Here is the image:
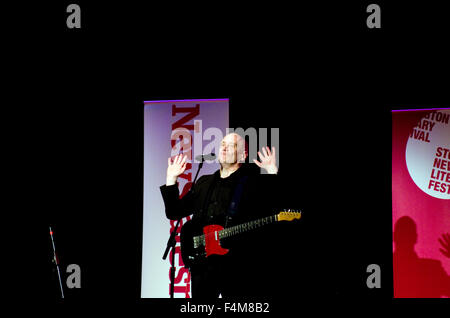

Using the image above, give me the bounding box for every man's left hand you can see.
[253,146,278,174]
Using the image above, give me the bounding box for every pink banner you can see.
[392,108,450,298]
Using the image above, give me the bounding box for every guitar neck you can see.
[218,214,278,239]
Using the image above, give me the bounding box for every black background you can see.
[10,0,449,311]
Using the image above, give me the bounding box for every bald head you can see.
[219,133,248,165]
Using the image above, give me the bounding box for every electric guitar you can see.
[180,210,301,269]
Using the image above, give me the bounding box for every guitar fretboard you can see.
[193,215,278,247]
[193,211,300,248]
[218,214,278,239]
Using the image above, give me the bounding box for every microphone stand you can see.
[49,226,65,299]
[162,155,205,298]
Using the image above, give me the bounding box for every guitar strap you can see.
[225,175,249,227]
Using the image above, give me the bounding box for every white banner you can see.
[141,99,229,298]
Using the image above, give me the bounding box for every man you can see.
[160,133,279,298]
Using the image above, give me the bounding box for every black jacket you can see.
[160,164,280,226]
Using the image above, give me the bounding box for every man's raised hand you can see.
[166,154,187,185]
[253,146,278,174]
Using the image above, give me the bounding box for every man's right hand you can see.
[166,154,188,185]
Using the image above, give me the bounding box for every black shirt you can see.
[205,168,243,223]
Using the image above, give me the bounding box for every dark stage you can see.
[11,1,449,312]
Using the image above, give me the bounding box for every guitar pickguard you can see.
[203,224,229,257]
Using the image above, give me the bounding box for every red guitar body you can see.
[203,224,229,257]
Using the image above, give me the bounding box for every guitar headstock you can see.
[277,209,302,222]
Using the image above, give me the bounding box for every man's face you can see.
[219,133,246,164]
